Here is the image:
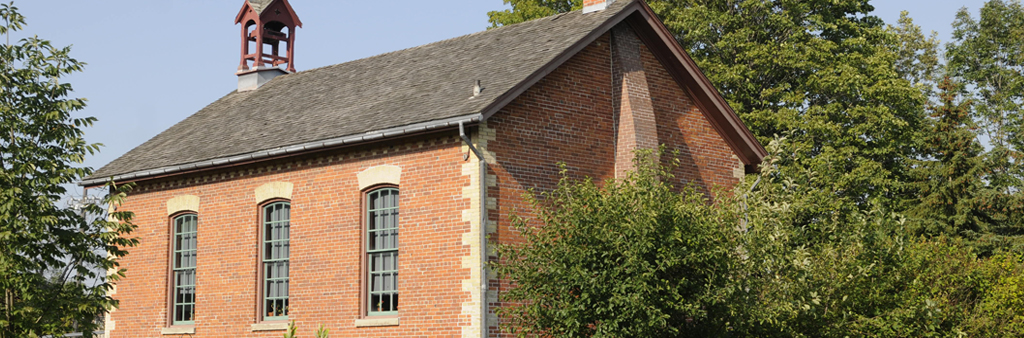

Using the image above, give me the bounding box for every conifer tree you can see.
[907,77,991,237]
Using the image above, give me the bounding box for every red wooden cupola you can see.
[235,0,302,74]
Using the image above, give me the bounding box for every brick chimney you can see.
[583,0,616,13]
[611,24,659,178]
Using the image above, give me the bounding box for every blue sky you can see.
[9,0,987,197]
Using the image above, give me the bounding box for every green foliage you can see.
[730,136,912,336]
[497,141,1024,337]
[0,3,137,337]
[729,137,1023,337]
[315,324,329,338]
[906,78,992,238]
[279,321,331,338]
[969,253,1024,335]
[487,0,580,28]
[887,11,941,96]
[493,150,740,337]
[947,0,1024,252]
[948,0,1024,191]
[283,320,297,338]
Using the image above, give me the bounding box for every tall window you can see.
[367,187,399,316]
[171,214,197,325]
[262,201,290,321]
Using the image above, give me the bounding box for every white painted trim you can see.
[254,182,294,203]
[357,165,402,190]
[354,317,399,327]
[161,326,195,335]
[166,195,200,216]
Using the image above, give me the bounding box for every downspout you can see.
[459,121,489,338]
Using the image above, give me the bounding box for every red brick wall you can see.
[485,26,743,336]
[107,135,474,337]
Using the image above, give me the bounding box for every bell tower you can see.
[234,0,302,91]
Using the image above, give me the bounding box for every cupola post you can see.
[234,0,302,91]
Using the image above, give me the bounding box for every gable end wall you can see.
[485,26,744,337]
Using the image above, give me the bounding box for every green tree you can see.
[707,137,1023,337]
[495,141,1024,337]
[493,152,740,337]
[487,0,580,28]
[489,0,929,214]
[947,0,1024,252]
[906,77,991,237]
[887,11,941,97]
[0,3,137,337]
[948,0,1024,194]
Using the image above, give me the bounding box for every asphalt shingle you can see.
[88,1,630,180]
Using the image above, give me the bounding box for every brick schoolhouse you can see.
[83,0,766,336]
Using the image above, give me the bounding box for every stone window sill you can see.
[251,322,289,331]
[161,326,195,335]
[354,317,399,327]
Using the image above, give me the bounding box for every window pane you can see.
[172,214,197,324]
[262,202,290,320]
[367,188,398,315]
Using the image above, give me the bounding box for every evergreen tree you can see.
[947,0,1024,252]
[907,77,991,237]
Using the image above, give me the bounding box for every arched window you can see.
[366,187,399,316]
[261,201,291,321]
[170,213,197,325]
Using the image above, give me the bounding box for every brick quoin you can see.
[104,16,748,338]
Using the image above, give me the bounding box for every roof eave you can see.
[234,2,253,24]
[80,113,483,188]
[278,0,303,28]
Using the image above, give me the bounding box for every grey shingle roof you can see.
[87,1,632,182]
[248,0,273,14]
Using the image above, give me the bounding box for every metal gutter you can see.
[459,121,489,338]
[79,113,483,187]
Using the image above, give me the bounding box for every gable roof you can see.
[83,0,765,187]
[247,0,273,14]
[236,0,303,28]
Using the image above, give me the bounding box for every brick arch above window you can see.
[166,195,200,216]
[255,182,294,204]
[357,165,401,191]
